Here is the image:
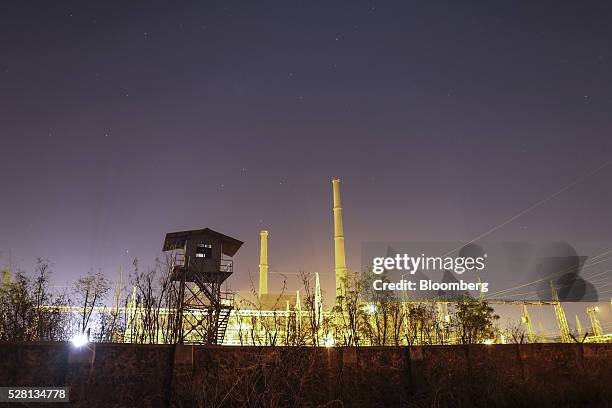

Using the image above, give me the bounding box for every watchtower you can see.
[162,228,243,344]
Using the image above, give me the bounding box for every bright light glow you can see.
[483,339,494,345]
[365,304,377,314]
[594,306,600,312]
[71,333,88,348]
[325,333,335,348]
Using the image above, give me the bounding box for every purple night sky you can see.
[1,1,611,313]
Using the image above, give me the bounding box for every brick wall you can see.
[0,343,610,407]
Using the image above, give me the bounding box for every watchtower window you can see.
[195,243,212,258]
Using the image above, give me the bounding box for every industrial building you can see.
[18,176,608,346]
[141,176,611,346]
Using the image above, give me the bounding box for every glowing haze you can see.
[1,2,612,304]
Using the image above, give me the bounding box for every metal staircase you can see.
[216,307,232,344]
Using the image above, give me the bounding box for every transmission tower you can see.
[586,306,603,337]
[521,304,536,343]
[551,281,571,343]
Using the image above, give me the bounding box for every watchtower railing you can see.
[220,291,234,307]
[220,259,233,274]
[172,249,185,269]
[171,250,233,274]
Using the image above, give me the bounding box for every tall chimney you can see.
[332,176,347,301]
[259,230,269,297]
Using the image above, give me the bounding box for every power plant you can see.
[123,176,610,345]
[27,176,611,346]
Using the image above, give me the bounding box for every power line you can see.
[443,159,612,257]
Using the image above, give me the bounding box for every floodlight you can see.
[71,333,88,348]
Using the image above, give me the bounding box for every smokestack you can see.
[259,230,269,297]
[332,176,347,301]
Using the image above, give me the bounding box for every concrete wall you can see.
[0,343,610,407]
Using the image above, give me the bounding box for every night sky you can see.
[1,1,612,305]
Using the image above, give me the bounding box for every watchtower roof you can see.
[162,228,243,256]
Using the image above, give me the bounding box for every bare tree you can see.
[74,270,110,335]
[505,322,526,344]
[404,302,437,345]
[0,261,70,342]
[299,271,328,346]
[388,302,405,346]
[333,269,369,346]
[0,272,36,341]
[32,259,70,341]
